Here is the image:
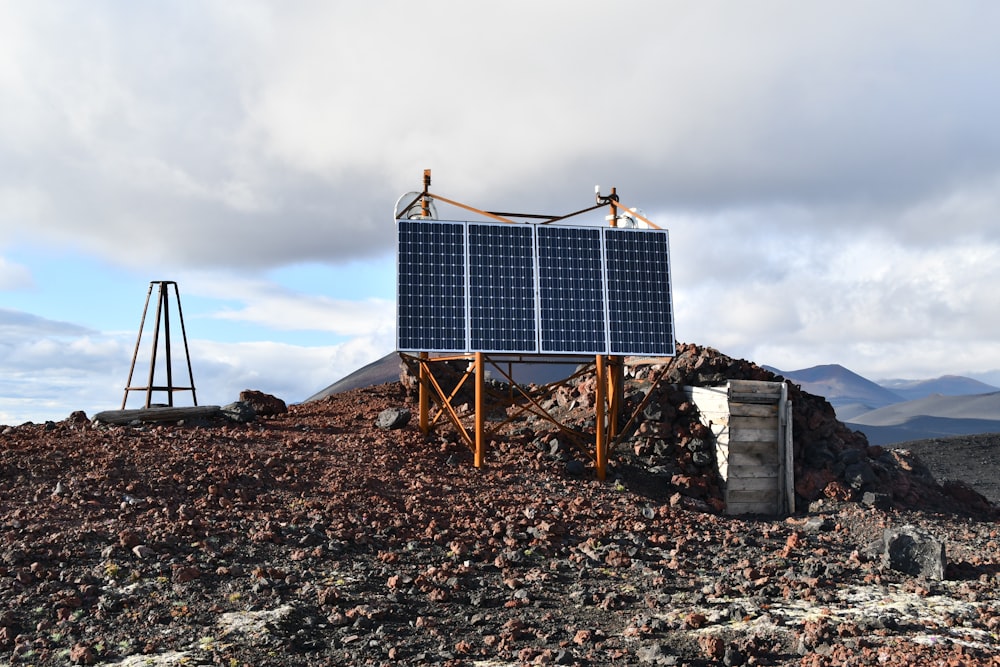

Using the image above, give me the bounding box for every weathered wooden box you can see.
[685,380,794,515]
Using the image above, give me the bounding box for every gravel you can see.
[1,371,998,666]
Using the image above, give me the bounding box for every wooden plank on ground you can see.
[94,406,222,425]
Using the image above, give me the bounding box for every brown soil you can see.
[2,348,999,667]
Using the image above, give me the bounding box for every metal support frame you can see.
[399,352,659,479]
[122,280,198,409]
[398,169,662,229]
[397,170,669,480]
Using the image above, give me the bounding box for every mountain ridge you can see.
[770,363,1000,444]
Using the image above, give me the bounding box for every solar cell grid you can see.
[396,220,675,356]
[605,228,674,356]
[397,221,467,351]
[469,223,537,353]
[537,226,606,354]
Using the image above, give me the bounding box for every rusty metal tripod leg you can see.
[607,355,623,439]
[595,354,608,480]
[418,352,430,434]
[474,351,485,467]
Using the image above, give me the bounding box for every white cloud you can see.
[0,317,134,424]
[208,286,393,337]
[190,334,394,407]
[2,0,1000,416]
[0,304,395,424]
[169,271,395,337]
[0,258,33,290]
[677,227,1000,379]
[4,2,999,270]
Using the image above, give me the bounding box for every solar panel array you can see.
[397,220,674,356]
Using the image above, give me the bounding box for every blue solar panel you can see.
[396,220,674,357]
[397,220,467,351]
[604,228,675,356]
[536,226,606,354]
[469,223,537,353]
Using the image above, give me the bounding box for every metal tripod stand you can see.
[121,280,198,409]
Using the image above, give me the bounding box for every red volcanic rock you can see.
[698,634,725,660]
[0,348,996,667]
[69,643,96,665]
[796,468,837,500]
[171,565,201,584]
[823,480,855,501]
[239,389,287,416]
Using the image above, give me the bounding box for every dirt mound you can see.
[890,433,1000,505]
[1,346,998,666]
[398,343,995,517]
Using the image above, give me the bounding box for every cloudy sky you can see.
[2,1,999,424]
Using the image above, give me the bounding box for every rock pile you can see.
[402,343,997,517]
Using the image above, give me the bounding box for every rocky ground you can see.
[1,345,999,666]
[890,434,1000,505]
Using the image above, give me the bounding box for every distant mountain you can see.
[305,352,402,402]
[834,402,886,422]
[848,416,1000,446]
[765,364,904,412]
[767,364,1000,444]
[878,375,1000,401]
[843,392,1000,446]
[847,392,1000,426]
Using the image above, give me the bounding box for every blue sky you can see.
[3,2,1000,423]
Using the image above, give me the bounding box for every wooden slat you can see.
[730,415,778,430]
[729,447,780,467]
[727,488,779,504]
[728,379,782,392]
[730,394,782,405]
[731,440,780,455]
[784,399,795,514]
[726,465,779,479]
[729,403,778,418]
[729,379,785,403]
[729,428,779,443]
[727,476,780,491]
